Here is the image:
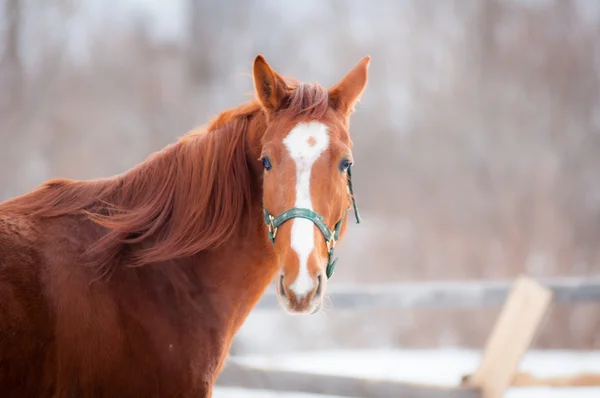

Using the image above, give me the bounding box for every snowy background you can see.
[2,0,600,395]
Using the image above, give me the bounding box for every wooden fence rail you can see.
[254,277,600,310]
[218,361,480,398]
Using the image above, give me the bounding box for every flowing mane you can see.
[5,82,330,276]
[6,102,262,275]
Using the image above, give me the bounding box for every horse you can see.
[0,54,370,397]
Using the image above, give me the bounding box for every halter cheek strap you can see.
[263,166,360,279]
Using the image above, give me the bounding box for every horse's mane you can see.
[6,82,330,276]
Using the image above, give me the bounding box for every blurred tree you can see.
[1,0,22,110]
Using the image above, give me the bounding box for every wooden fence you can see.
[216,276,600,398]
[217,361,480,398]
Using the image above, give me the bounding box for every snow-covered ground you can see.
[214,349,600,398]
[214,389,347,398]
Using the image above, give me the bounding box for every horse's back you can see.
[0,211,54,396]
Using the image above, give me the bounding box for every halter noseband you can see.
[263,166,361,279]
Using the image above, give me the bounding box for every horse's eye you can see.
[339,159,351,172]
[262,157,272,171]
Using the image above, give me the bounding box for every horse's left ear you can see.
[328,56,371,115]
[252,54,290,112]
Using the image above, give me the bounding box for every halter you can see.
[263,166,361,279]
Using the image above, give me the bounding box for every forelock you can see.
[279,82,329,120]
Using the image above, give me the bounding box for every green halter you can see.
[263,166,361,279]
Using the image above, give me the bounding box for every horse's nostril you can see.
[315,274,322,297]
[279,274,286,297]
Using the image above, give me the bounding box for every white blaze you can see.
[283,121,329,297]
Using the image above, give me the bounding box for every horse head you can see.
[253,55,370,314]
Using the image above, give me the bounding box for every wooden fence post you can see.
[463,275,553,398]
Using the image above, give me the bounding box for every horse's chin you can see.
[281,305,321,316]
[276,294,323,316]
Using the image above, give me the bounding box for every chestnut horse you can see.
[0,54,369,397]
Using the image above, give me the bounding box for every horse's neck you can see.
[190,114,277,337]
[166,115,276,332]
[146,196,276,366]
[106,173,275,363]
[195,211,276,322]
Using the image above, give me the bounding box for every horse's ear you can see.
[252,54,289,112]
[328,56,371,115]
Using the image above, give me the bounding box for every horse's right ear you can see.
[252,55,289,112]
[328,56,370,115]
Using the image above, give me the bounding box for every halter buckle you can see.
[327,234,337,251]
[267,215,278,239]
